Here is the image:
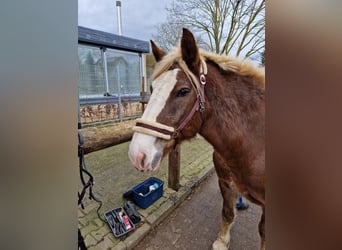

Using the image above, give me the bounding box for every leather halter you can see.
[133,59,207,140]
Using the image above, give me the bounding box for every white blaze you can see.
[142,69,179,121]
[128,69,179,171]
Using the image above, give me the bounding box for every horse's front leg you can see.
[212,152,237,250]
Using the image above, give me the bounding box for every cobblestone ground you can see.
[78,135,214,249]
[134,172,262,250]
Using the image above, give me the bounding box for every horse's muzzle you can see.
[128,135,163,172]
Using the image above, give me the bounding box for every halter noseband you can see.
[133,59,207,140]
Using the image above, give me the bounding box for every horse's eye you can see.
[176,88,190,97]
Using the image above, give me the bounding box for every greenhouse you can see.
[78,26,150,126]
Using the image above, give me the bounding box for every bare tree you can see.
[260,49,265,66]
[152,0,265,61]
[152,19,209,52]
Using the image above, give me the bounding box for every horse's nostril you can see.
[140,153,146,169]
[151,151,162,170]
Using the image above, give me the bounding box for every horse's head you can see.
[128,28,207,172]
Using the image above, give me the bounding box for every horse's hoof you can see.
[212,239,229,250]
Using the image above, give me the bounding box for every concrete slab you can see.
[124,223,151,250]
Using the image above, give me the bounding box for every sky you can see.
[78,0,170,41]
[78,0,264,63]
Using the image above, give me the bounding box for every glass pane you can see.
[78,45,144,124]
[106,49,141,97]
[78,45,105,98]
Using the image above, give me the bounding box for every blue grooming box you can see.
[132,177,164,209]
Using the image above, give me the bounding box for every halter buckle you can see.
[199,101,205,112]
[200,74,206,85]
[172,130,180,139]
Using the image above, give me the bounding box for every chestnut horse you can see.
[128,28,265,250]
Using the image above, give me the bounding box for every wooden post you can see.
[168,144,180,191]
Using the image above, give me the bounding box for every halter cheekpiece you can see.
[133,59,207,140]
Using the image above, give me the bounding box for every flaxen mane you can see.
[152,47,265,87]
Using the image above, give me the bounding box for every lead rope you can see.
[78,131,107,250]
[78,131,106,221]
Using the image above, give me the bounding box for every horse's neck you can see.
[199,62,265,164]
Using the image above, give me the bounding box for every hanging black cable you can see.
[78,130,108,249]
[78,228,87,250]
[78,131,106,222]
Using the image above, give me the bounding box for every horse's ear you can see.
[151,40,166,62]
[181,28,200,75]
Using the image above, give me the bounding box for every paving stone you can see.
[84,211,99,223]
[78,209,85,218]
[111,241,126,250]
[78,216,90,227]
[93,234,116,250]
[146,200,174,226]
[150,196,167,208]
[84,234,97,248]
[197,164,215,182]
[124,223,151,250]
[82,202,99,214]
[81,223,98,236]
[136,208,149,218]
[105,232,118,244]
[163,187,177,196]
[92,217,105,227]
[91,224,111,241]
[136,203,158,219]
